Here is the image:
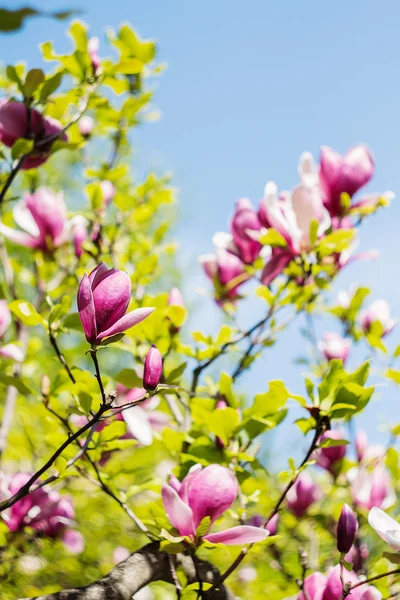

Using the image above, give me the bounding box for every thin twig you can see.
[49,330,76,383]
[90,349,106,404]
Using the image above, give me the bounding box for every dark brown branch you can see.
[25,543,236,600]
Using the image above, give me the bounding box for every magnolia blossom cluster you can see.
[297,565,381,600]
[1,473,83,553]
[200,145,390,302]
[0,100,67,169]
[0,185,114,258]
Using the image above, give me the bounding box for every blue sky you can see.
[1,0,399,459]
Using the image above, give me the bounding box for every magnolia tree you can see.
[0,19,399,600]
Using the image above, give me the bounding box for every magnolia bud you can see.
[143,345,162,391]
[79,115,94,138]
[337,504,358,553]
[168,287,184,307]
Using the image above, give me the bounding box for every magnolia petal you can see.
[13,200,40,237]
[204,526,269,545]
[0,344,24,361]
[161,483,195,538]
[63,529,85,554]
[368,507,400,545]
[0,223,38,248]
[96,307,155,342]
[77,274,97,343]
[123,405,153,446]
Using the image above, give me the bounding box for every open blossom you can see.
[315,431,347,474]
[0,100,67,169]
[3,473,83,553]
[0,187,67,252]
[286,473,321,517]
[318,332,351,363]
[162,464,268,545]
[349,464,395,511]
[360,300,396,337]
[77,262,155,345]
[199,247,250,301]
[259,153,330,255]
[319,144,375,217]
[0,300,23,361]
[368,506,400,551]
[230,198,262,264]
[298,565,381,600]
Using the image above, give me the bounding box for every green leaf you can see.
[259,228,287,247]
[256,285,274,305]
[387,369,400,384]
[383,552,400,565]
[69,20,88,52]
[114,58,143,74]
[6,65,24,92]
[9,300,45,326]
[219,372,239,408]
[331,383,374,418]
[24,68,45,97]
[207,407,240,445]
[166,361,187,384]
[76,391,92,415]
[39,72,63,103]
[115,369,143,388]
[11,138,34,160]
[320,437,349,448]
[309,218,319,246]
[317,229,355,256]
[249,380,303,417]
[63,312,82,331]
[196,516,211,537]
[0,373,32,395]
[166,305,187,328]
[100,421,127,442]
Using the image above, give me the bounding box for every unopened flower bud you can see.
[337,503,358,553]
[79,115,94,138]
[143,345,162,391]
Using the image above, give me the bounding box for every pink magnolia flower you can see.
[4,473,84,553]
[368,506,400,552]
[100,180,116,207]
[230,198,262,264]
[77,262,154,344]
[249,513,278,536]
[0,300,23,361]
[118,387,170,447]
[315,431,347,474]
[319,144,375,217]
[355,431,368,462]
[162,464,268,546]
[70,215,88,258]
[0,187,67,252]
[0,100,67,169]
[360,300,396,337]
[286,473,321,517]
[297,566,380,600]
[349,464,395,512]
[88,37,101,74]
[259,153,330,256]
[199,247,250,301]
[143,345,162,391]
[318,332,351,363]
[337,504,358,553]
[79,115,94,138]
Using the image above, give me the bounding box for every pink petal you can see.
[161,484,195,538]
[63,529,85,554]
[0,223,38,248]
[261,250,293,286]
[88,262,110,286]
[123,405,153,446]
[0,344,24,361]
[77,274,97,343]
[204,525,269,545]
[96,307,155,342]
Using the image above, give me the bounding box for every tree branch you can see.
[24,543,237,600]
